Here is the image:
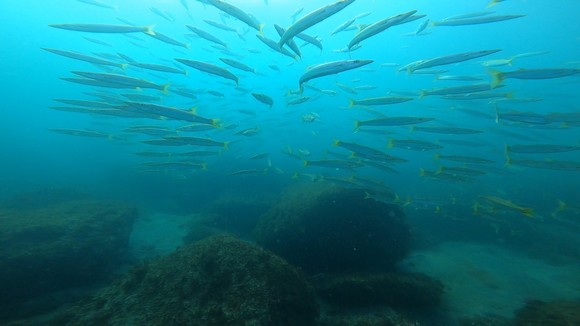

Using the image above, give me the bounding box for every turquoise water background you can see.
[0,0,579,322]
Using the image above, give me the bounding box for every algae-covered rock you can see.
[255,184,410,273]
[316,272,444,309]
[0,197,136,319]
[319,307,421,326]
[53,235,319,326]
[514,299,580,326]
[459,315,514,326]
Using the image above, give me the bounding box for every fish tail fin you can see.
[435,166,444,175]
[145,25,156,36]
[403,196,412,207]
[184,70,189,76]
[211,118,221,129]
[494,104,500,125]
[554,199,568,216]
[258,24,265,36]
[431,20,439,27]
[473,201,481,215]
[419,90,427,99]
[419,168,427,177]
[386,138,395,148]
[364,191,372,200]
[354,120,360,131]
[434,153,441,160]
[410,126,416,133]
[505,91,514,99]
[161,83,171,95]
[489,69,504,88]
[303,160,309,167]
[348,99,356,107]
[521,208,535,218]
[201,162,208,171]
[184,43,191,50]
[487,0,500,8]
[223,141,230,150]
[504,146,512,167]
[120,63,128,70]
[332,139,340,147]
[394,193,401,203]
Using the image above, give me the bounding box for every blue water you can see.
[1,0,579,323]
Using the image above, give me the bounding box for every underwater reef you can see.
[315,272,444,309]
[318,307,421,326]
[0,189,136,320]
[514,299,580,326]
[255,184,411,273]
[52,235,319,325]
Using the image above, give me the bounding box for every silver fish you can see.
[204,0,263,32]
[175,58,239,87]
[299,59,373,90]
[406,49,501,73]
[279,0,355,47]
[349,10,417,50]
[49,23,154,35]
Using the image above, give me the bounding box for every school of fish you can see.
[46,0,580,224]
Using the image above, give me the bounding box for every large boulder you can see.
[53,235,319,325]
[514,300,580,326]
[0,193,136,319]
[255,184,410,273]
[315,272,444,309]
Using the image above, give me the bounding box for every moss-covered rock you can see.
[316,272,444,309]
[319,308,420,326]
[514,299,580,326]
[0,197,136,319]
[255,184,410,273]
[459,315,514,326]
[53,235,319,325]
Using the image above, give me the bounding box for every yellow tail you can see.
[503,145,512,167]
[521,208,535,218]
[144,25,156,36]
[161,83,171,95]
[489,69,504,88]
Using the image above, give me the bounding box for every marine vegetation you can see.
[0,189,136,320]
[255,183,410,273]
[52,235,319,326]
[315,272,444,309]
[514,299,580,326]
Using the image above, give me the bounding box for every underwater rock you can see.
[514,299,580,326]
[52,235,319,325]
[315,272,444,309]
[319,307,421,326]
[255,184,410,273]
[0,198,136,319]
[459,315,514,326]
